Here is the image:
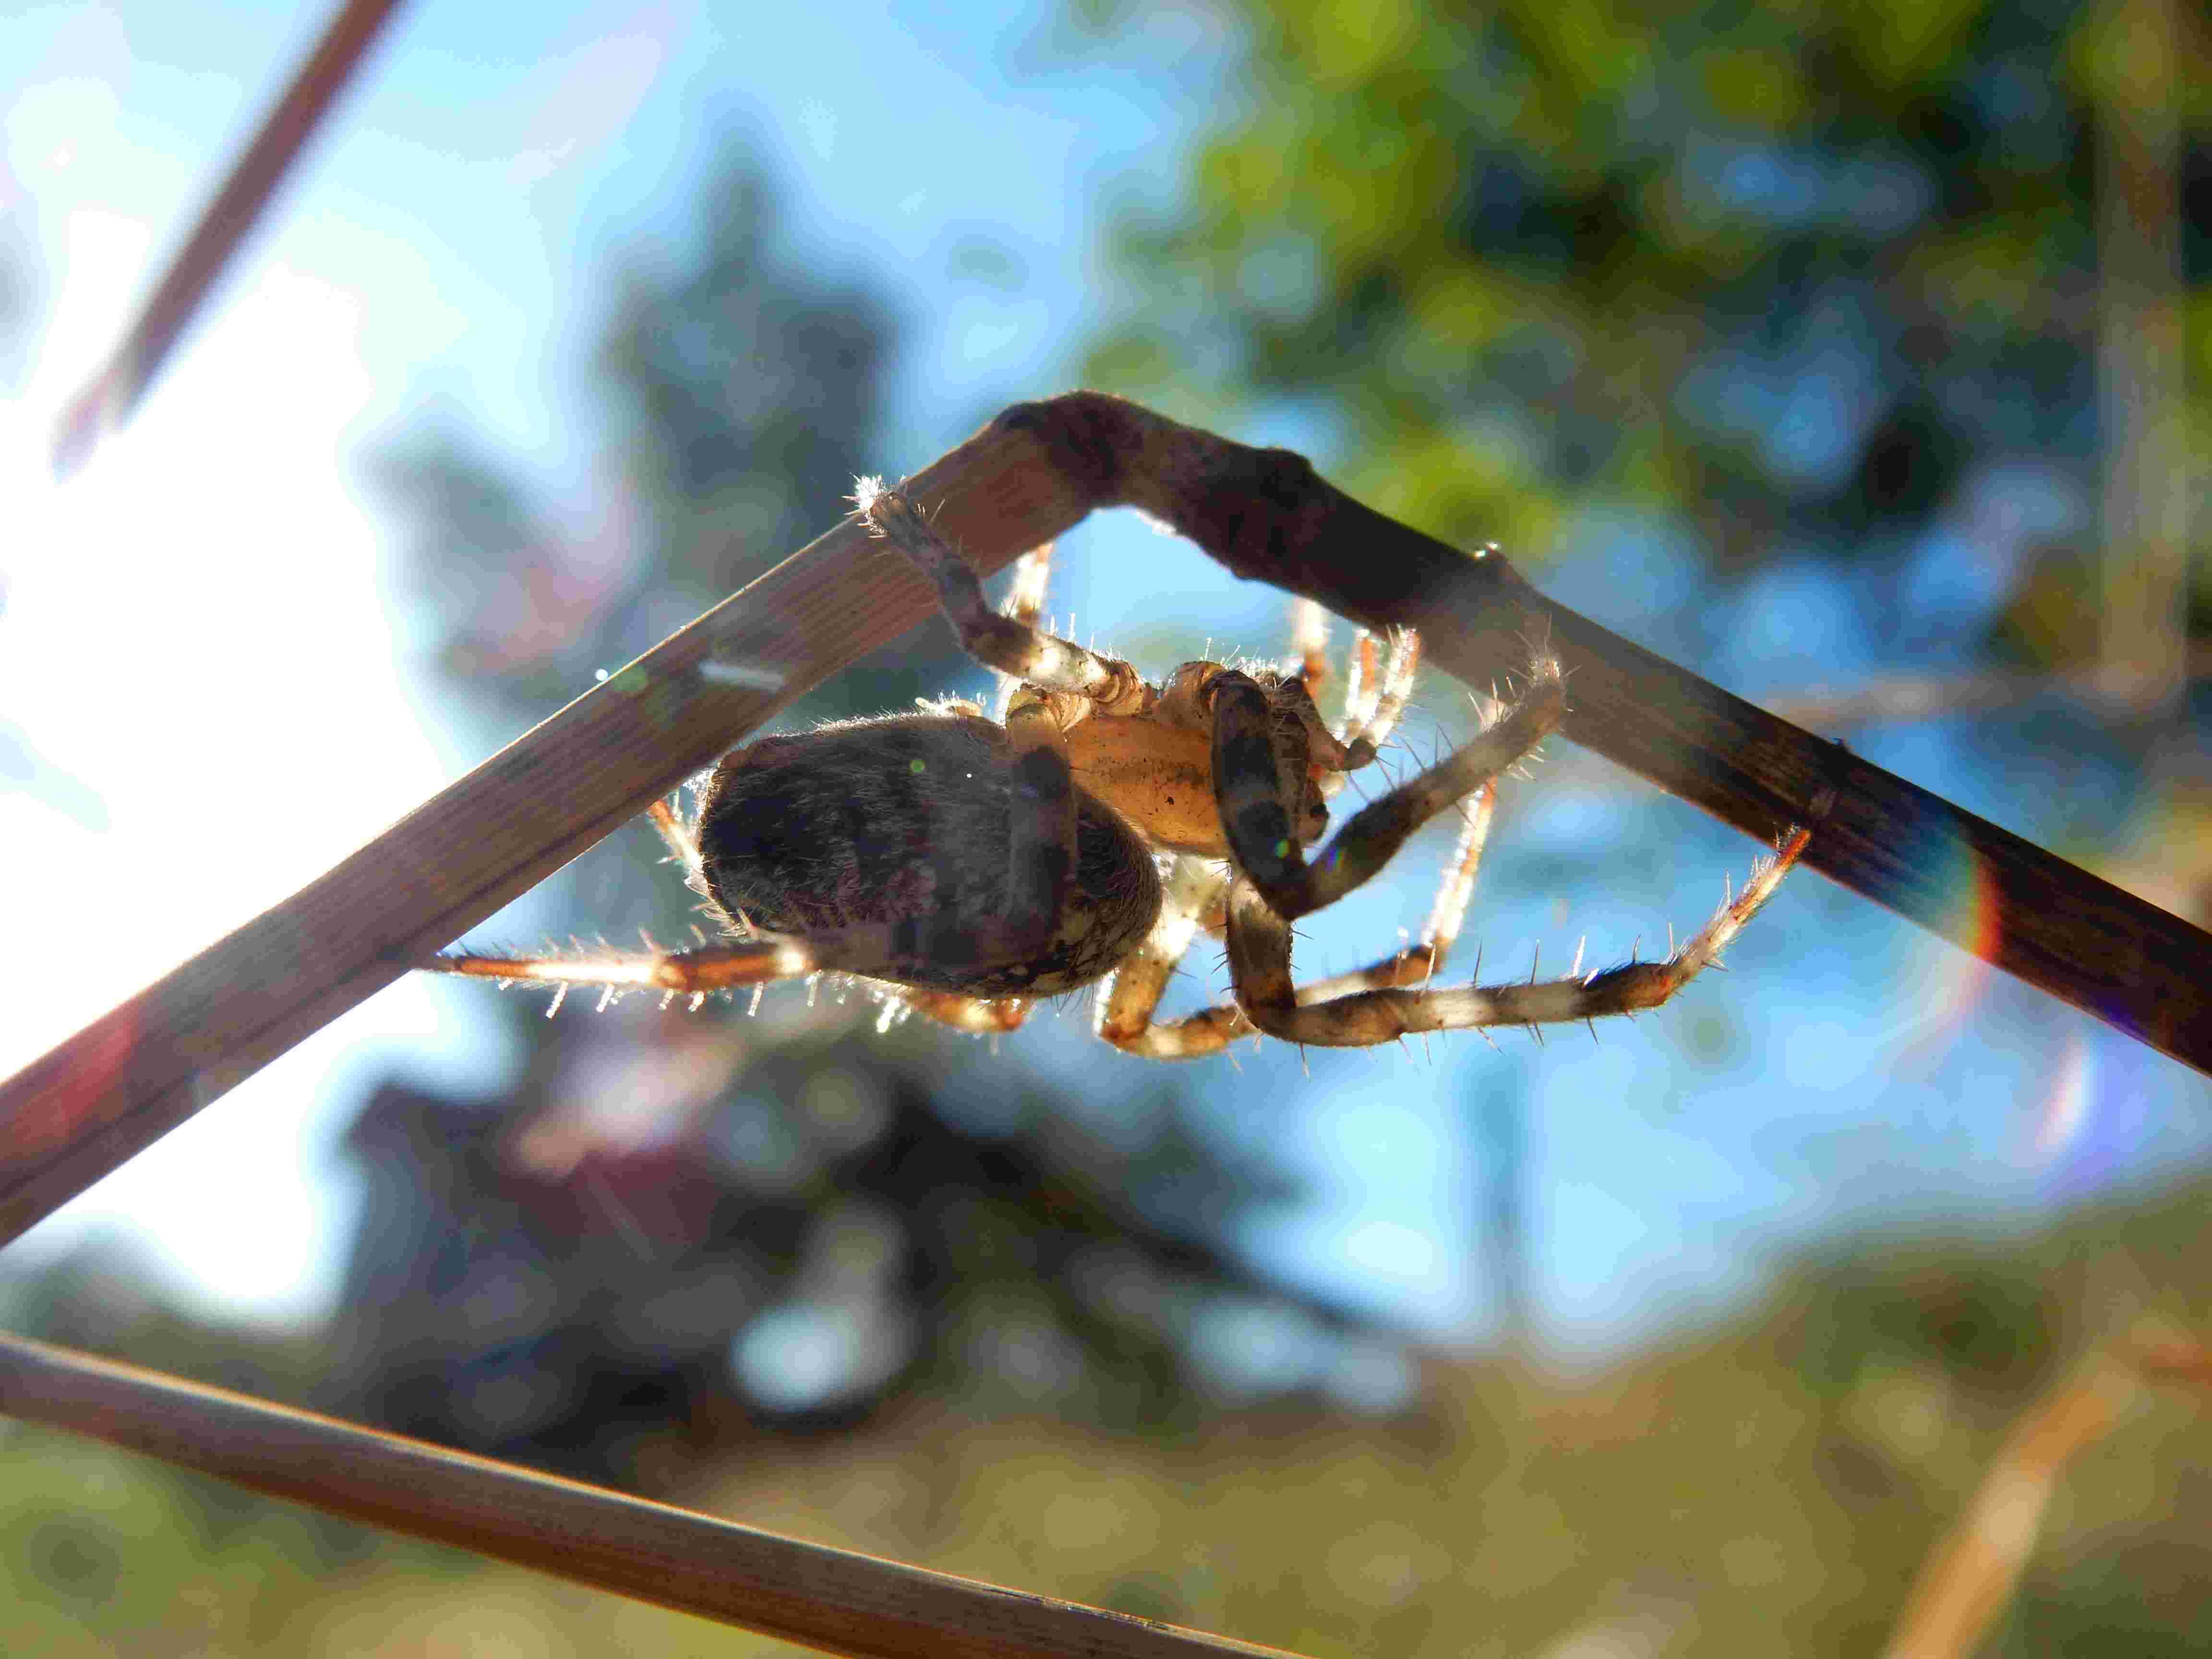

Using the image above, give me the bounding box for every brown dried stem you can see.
[0,1332,1300,1659]
[1,393,2206,1250]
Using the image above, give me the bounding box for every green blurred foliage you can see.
[11,1171,2212,1656]
[1071,0,2211,665]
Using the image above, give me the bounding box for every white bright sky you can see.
[3,0,2208,1352]
[0,0,1243,1329]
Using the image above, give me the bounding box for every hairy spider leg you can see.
[993,542,1055,723]
[1096,855,1252,1058]
[1287,781,1495,1004]
[1208,657,1557,1046]
[1289,597,1331,697]
[864,489,1154,718]
[1338,628,1374,739]
[1318,628,1419,801]
[897,989,1031,1035]
[1218,823,1813,1048]
[645,796,706,895]
[1352,628,1421,752]
[1215,661,1565,926]
[1097,627,1470,1059]
[1094,780,1500,1060]
[437,932,850,994]
[1209,659,1813,1047]
[432,887,1068,1008]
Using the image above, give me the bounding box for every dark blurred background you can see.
[1,1,2208,1653]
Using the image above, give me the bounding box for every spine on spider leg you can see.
[1570,820,1817,1015]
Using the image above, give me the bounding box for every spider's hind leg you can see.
[430,934,825,1000]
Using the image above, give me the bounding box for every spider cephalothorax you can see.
[434,482,1810,1058]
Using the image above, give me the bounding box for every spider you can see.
[432,483,1812,1058]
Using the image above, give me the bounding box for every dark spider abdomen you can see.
[695,714,1163,997]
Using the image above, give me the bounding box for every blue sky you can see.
[4,0,2207,1362]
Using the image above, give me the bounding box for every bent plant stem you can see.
[1,393,2207,1250]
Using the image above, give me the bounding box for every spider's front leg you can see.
[860,484,1153,720]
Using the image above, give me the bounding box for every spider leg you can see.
[1282,781,1495,1004]
[1218,825,1813,1047]
[1325,625,1418,745]
[432,934,1037,1036]
[992,542,1054,723]
[1313,628,1420,803]
[1097,855,1253,1059]
[1212,660,1564,924]
[431,935,829,995]
[1338,629,1375,741]
[1273,614,1423,794]
[1099,786,1496,1057]
[863,488,1152,717]
[644,796,707,895]
[890,989,1031,1036]
[1342,627,1421,753]
[431,890,1072,1005]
